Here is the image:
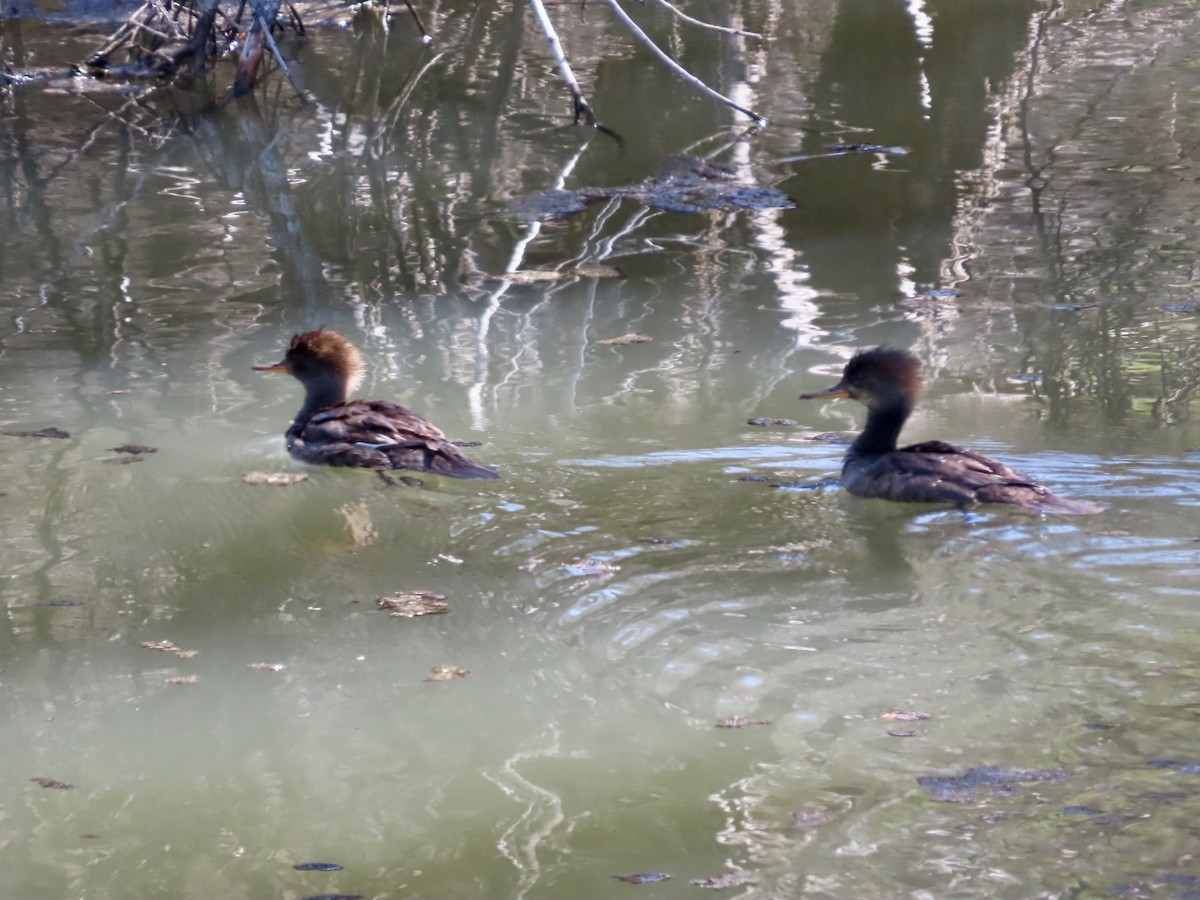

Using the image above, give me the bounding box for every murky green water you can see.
[3,0,1200,897]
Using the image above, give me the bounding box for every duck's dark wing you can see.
[845,440,1099,513]
[291,401,500,479]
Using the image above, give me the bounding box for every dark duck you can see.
[254,329,500,480]
[799,347,1099,514]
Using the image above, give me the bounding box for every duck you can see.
[254,329,500,480]
[799,347,1099,514]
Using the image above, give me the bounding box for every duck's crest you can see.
[847,346,922,398]
[290,328,366,395]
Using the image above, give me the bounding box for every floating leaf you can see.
[424,665,470,682]
[376,591,449,617]
[140,640,179,652]
[595,333,651,346]
[243,471,309,486]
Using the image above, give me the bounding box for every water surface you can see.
[3,0,1200,897]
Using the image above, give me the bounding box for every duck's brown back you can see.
[288,401,499,479]
[842,440,1099,514]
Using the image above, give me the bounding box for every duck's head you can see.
[800,347,921,409]
[254,328,366,396]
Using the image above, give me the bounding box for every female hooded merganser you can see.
[799,347,1099,514]
[254,329,500,480]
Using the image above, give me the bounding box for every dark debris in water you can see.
[3,426,69,439]
[505,188,587,220]
[716,715,771,729]
[423,665,469,682]
[292,862,344,872]
[505,155,793,222]
[917,765,1067,803]
[614,873,672,884]
[376,591,448,618]
[31,777,74,789]
[1149,759,1200,775]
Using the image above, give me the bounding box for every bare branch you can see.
[645,0,762,40]
[602,0,766,125]
[527,0,598,127]
[258,13,308,102]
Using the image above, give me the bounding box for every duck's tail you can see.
[379,441,500,480]
[1029,493,1103,515]
[974,483,1102,515]
[428,450,501,480]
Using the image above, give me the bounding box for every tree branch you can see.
[602,0,766,125]
[645,0,762,40]
[527,0,598,127]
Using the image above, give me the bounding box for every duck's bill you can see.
[253,360,291,374]
[799,380,850,400]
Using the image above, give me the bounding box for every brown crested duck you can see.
[799,347,1099,514]
[254,329,499,480]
